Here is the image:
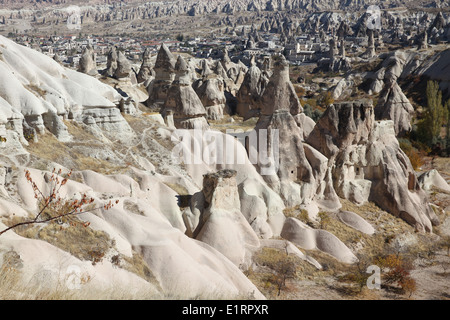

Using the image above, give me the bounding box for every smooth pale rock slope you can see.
[281,217,358,264]
[0,35,132,143]
[307,100,439,232]
[0,37,265,299]
[0,38,444,299]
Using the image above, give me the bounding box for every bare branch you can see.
[0,168,118,237]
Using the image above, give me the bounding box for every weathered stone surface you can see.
[361,29,376,59]
[146,44,176,108]
[236,63,268,120]
[308,100,438,232]
[375,79,414,136]
[193,169,260,267]
[307,100,374,159]
[105,46,118,77]
[194,78,228,120]
[281,217,358,264]
[137,48,153,83]
[260,55,302,116]
[418,169,450,192]
[371,51,414,136]
[161,56,209,130]
[78,44,97,76]
[337,210,375,235]
[114,51,132,79]
[253,55,339,212]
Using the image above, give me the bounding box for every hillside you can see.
[0,34,449,301]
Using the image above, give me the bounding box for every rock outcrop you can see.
[361,29,376,59]
[259,55,302,117]
[281,217,358,264]
[105,46,118,78]
[161,56,209,130]
[146,44,176,108]
[78,44,97,76]
[373,51,414,136]
[307,100,439,232]
[0,35,124,144]
[254,55,339,212]
[235,62,268,120]
[137,48,154,84]
[418,169,450,192]
[114,51,132,79]
[193,170,260,267]
[192,59,230,121]
[193,77,228,120]
[375,78,414,137]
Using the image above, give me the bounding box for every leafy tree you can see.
[267,254,297,296]
[338,254,372,293]
[375,254,417,297]
[257,248,297,297]
[417,81,448,145]
[318,91,334,108]
[303,104,313,118]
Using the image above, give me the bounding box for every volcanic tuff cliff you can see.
[0,35,448,299]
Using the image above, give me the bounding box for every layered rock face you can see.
[254,55,339,211]
[307,100,439,232]
[146,44,176,108]
[0,35,125,145]
[193,170,260,267]
[161,56,209,130]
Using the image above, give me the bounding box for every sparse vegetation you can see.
[318,212,331,229]
[375,253,417,297]
[283,205,309,223]
[399,138,425,170]
[0,168,119,237]
[251,248,299,298]
[415,80,450,154]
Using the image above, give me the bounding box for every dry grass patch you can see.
[2,215,163,289]
[26,127,128,175]
[120,252,161,291]
[123,200,146,216]
[24,84,47,97]
[65,120,100,142]
[209,115,258,133]
[248,247,319,299]
[283,205,310,224]
[26,131,70,164]
[0,264,161,300]
[163,182,189,195]
[3,214,113,264]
